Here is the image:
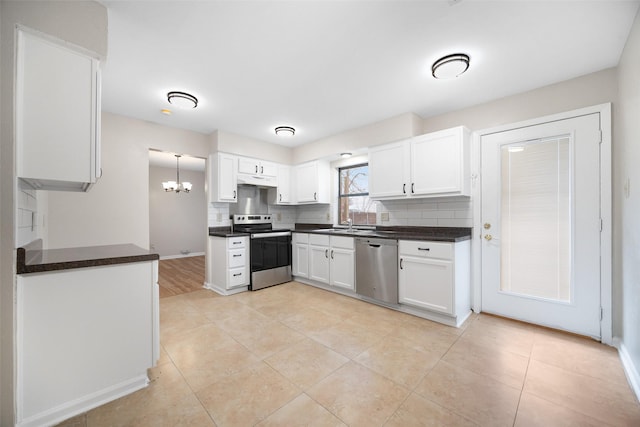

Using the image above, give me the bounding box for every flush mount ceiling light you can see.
[162,154,192,193]
[432,53,470,79]
[275,126,295,136]
[340,152,352,158]
[167,91,198,109]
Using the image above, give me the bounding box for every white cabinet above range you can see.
[237,156,277,187]
[208,153,238,203]
[369,126,471,200]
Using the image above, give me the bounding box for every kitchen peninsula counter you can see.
[16,239,159,274]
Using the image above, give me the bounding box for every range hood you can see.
[236,173,277,187]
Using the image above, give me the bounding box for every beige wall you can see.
[149,166,206,257]
[615,8,640,387]
[214,130,293,165]
[422,68,618,133]
[292,112,423,164]
[0,2,108,424]
[46,113,210,249]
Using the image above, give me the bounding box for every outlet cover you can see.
[216,213,222,222]
[326,212,331,221]
[276,213,282,221]
[381,212,390,222]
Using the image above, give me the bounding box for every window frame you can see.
[338,162,374,225]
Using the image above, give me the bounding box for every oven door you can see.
[249,231,292,290]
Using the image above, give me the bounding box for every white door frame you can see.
[471,103,612,344]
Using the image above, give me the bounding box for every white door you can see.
[481,113,602,338]
[309,245,330,284]
[330,248,354,290]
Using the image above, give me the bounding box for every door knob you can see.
[484,234,492,241]
[484,223,491,230]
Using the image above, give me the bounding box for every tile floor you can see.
[60,281,640,426]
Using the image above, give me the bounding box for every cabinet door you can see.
[259,161,278,177]
[213,153,238,202]
[309,245,330,284]
[369,141,409,199]
[410,127,469,196]
[293,243,309,278]
[277,165,292,204]
[330,248,354,290]
[399,256,454,314]
[17,29,100,190]
[296,162,318,203]
[237,157,259,175]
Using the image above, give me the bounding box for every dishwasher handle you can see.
[369,244,381,248]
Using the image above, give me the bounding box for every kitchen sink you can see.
[312,228,378,236]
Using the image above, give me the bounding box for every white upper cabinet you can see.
[269,164,293,204]
[295,160,330,204]
[16,28,101,192]
[209,153,237,203]
[368,141,410,199]
[237,157,277,177]
[369,126,471,200]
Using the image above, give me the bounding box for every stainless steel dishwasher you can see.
[355,237,398,304]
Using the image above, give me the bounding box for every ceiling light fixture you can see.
[275,126,295,136]
[167,91,198,109]
[162,154,192,193]
[432,53,470,79]
[340,152,352,158]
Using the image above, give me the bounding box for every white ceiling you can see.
[101,0,639,148]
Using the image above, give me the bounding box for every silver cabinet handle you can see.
[331,250,334,259]
[314,192,317,201]
[233,254,242,257]
[255,165,258,173]
[400,258,404,270]
[325,249,328,258]
[233,273,242,277]
[279,194,282,202]
[403,183,406,194]
[232,241,242,245]
[233,190,237,199]
[411,183,415,193]
[418,247,430,251]
[260,166,263,174]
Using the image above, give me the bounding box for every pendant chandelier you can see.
[162,154,192,193]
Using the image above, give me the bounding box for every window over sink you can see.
[338,163,377,225]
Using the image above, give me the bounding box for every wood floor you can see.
[158,255,205,298]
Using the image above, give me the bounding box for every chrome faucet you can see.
[342,218,353,231]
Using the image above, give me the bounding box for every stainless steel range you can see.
[232,214,292,291]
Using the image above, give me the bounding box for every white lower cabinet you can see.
[16,261,159,427]
[301,234,354,291]
[399,239,470,324]
[206,235,249,295]
[329,236,355,290]
[292,233,309,278]
[309,234,331,284]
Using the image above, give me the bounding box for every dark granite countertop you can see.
[208,227,249,238]
[17,239,160,274]
[293,223,472,242]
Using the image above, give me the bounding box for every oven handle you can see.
[250,232,292,239]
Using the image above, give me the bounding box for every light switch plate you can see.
[381,212,390,222]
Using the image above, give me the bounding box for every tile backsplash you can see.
[377,197,473,227]
[16,180,43,247]
[208,196,472,229]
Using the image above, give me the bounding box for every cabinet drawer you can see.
[399,240,452,260]
[294,233,309,244]
[228,249,245,268]
[330,236,354,250]
[309,234,330,246]
[227,236,246,249]
[228,267,247,288]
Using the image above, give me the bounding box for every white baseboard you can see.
[159,252,205,260]
[614,337,640,402]
[17,375,149,427]
[203,281,248,296]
